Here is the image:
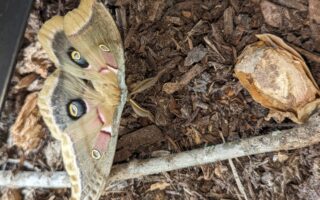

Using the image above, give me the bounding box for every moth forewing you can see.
[38,16,64,66]
[38,0,127,199]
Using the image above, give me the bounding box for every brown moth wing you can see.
[38,16,64,65]
[38,15,118,86]
[64,0,125,73]
[38,3,127,199]
[38,69,112,200]
[63,0,127,199]
[38,16,84,76]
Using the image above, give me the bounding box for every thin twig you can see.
[204,36,225,62]
[1,112,320,188]
[219,131,248,200]
[6,159,39,171]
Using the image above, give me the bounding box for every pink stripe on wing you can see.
[94,131,111,153]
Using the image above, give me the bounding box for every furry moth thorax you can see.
[38,0,127,200]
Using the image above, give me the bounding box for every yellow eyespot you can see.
[71,51,81,60]
[67,47,89,68]
[99,44,110,52]
[91,149,101,160]
[69,103,78,117]
[67,99,87,120]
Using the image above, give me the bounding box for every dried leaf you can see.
[235,34,320,124]
[14,73,38,91]
[16,42,52,77]
[129,99,155,122]
[10,92,45,153]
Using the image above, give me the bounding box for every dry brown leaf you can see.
[235,34,320,124]
[16,42,52,78]
[147,182,170,192]
[14,73,38,91]
[10,92,45,153]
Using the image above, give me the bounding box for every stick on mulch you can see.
[1,111,320,188]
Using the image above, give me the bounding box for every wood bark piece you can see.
[114,125,164,162]
[260,1,290,28]
[223,6,234,37]
[276,0,307,11]
[309,0,320,24]
[1,112,320,188]
[163,64,207,94]
[184,45,208,67]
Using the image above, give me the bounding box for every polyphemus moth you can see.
[37,0,127,199]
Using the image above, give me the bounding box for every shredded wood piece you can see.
[10,92,45,153]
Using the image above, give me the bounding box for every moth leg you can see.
[115,6,127,39]
[103,0,127,39]
[126,69,167,122]
[104,0,118,18]
[129,99,155,122]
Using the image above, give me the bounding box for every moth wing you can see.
[38,16,75,68]
[38,1,127,199]
[38,14,103,81]
[64,2,127,199]
[39,69,114,200]
[64,0,125,74]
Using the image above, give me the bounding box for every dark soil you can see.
[1,0,320,199]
